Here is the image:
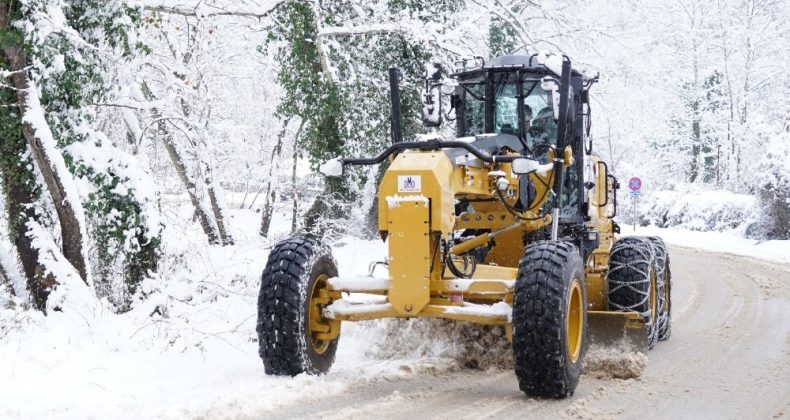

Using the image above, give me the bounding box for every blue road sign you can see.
[628,177,642,192]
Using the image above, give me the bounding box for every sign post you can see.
[627,177,642,232]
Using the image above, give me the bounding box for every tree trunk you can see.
[139,81,223,245]
[260,119,290,237]
[688,39,701,183]
[288,120,309,234]
[170,60,233,246]
[205,164,233,245]
[0,113,52,308]
[291,145,299,233]
[1,2,89,288]
[0,166,54,309]
[304,177,350,235]
[18,87,89,283]
[163,132,222,245]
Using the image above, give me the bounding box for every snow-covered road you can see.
[2,242,788,419]
[259,246,790,419]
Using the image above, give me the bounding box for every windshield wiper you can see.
[522,81,539,100]
[516,78,532,153]
[459,83,484,101]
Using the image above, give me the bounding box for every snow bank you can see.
[636,184,757,232]
[625,225,790,264]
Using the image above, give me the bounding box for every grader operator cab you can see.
[256,54,672,398]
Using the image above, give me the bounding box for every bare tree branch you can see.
[143,0,286,19]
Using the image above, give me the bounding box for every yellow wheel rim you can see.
[566,279,584,363]
[308,274,339,354]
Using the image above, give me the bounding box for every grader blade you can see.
[587,311,649,353]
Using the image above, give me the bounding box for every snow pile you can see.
[369,318,513,370]
[638,184,757,232]
[582,342,647,379]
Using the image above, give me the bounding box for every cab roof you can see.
[451,54,586,80]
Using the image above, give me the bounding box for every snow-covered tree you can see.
[0,0,161,311]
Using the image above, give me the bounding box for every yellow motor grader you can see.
[256,54,672,398]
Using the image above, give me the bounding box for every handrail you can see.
[341,139,522,166]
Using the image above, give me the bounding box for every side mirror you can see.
[540,77,561,119]
[421,87,442,127]
[319,157,344,177]
[422,62,444,127]
[425,62,443,81]
[512,158,540,175]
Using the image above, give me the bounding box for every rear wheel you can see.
[607,237,659,349]
[512,241,587,398]
[256,236,341,375]
[647,236,672,341]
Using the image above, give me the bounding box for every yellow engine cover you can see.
[378,151,456,235]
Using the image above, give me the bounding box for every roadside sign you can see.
[628,177,642,192]
[627,177,642,232]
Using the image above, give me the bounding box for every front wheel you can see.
[256,236,341,375]
[512,241,587,398]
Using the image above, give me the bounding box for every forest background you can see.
[0,0,788,322]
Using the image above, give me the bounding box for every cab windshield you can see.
[461,78,556,150]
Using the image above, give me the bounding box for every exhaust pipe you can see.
[389,67,403,144]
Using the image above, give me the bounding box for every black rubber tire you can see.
[512,240,587,398]
[256,236,340,375]
[607,236,659,349]
[647,236,672,341]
